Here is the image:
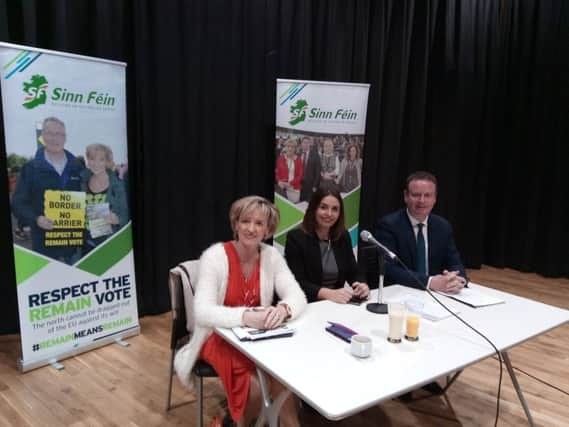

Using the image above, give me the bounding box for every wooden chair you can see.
[166,261,218,427]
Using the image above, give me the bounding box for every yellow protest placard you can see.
[43,190,86,229]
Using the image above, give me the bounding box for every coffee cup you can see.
[350,334,372,358]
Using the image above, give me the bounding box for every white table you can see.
[215,285,569,426]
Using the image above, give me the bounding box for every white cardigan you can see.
[174,242,307,389]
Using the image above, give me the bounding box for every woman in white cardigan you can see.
[175,195,307,427]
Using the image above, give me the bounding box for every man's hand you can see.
[37,216,54,230]
[429,270,466,294]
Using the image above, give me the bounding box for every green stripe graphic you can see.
[76,224,133,276]
[14,246,50,285]
[274,194,304,235]
[343,189,361,230]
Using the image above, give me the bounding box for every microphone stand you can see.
[366,251,388,314]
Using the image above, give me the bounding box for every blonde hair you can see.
[229,196,280,240]
[284,138,297,148]
[85,143,115,170]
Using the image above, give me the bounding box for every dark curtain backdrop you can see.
[1,0,568,334]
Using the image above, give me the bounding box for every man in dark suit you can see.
[375,171,466,293]
[299,136,321,202]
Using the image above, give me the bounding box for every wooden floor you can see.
[1,266,568,427]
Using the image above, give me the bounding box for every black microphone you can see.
[359,230,398,260]
[359,230,390,314]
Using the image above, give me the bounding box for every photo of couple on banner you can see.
[8,116,129,265]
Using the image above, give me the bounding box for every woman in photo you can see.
[174,196,307,427]
[319,137,340,192]
[81,143,129,254]
[275,138,303,203]
[338,143,362,193]
[284,188,369,303]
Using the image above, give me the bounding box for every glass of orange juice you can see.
[404,299,424,342]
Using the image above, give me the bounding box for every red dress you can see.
[200,242,260,422]
[275,155,304,190]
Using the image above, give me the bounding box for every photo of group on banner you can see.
[8,116,130,265]
[274,129,364,204]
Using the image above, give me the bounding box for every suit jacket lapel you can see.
[308,233,323,281]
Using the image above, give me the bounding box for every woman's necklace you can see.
[240,257,258,282]
[234,241,259,282]
[235,243,260,307]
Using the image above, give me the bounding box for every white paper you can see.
[386,295,460,321]
[436,284,505,308]
[86,203,113,238]
[231,325,295,341]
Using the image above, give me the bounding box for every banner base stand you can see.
[48,358,65,371]
[18,326,140,372]
[114,337,130,347]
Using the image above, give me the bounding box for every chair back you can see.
[168,260,200,348]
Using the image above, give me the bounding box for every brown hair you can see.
[405,171,437,192]
[346,143,360,160]
[301,188,346,240]
[229,195,280,240]
[42,116,65,131]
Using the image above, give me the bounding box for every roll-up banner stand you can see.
[273,79,370,252]
[0,42,139,371]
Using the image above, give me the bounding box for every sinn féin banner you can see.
[0,42,139,371]
[274,79,370,252]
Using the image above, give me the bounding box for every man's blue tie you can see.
[416,223,426,275]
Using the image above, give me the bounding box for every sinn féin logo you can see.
[22,75,48,109]
[289,99,308,126]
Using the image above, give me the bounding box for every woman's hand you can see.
[106,212,120,225]
[242,306,288,330]
[262,305,288,329]
[318,287,353,304]
[352,282,370,298]
[242,308,268,329]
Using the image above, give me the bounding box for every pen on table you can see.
[249,324,287,335]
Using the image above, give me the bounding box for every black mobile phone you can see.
[347,295,367,305]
